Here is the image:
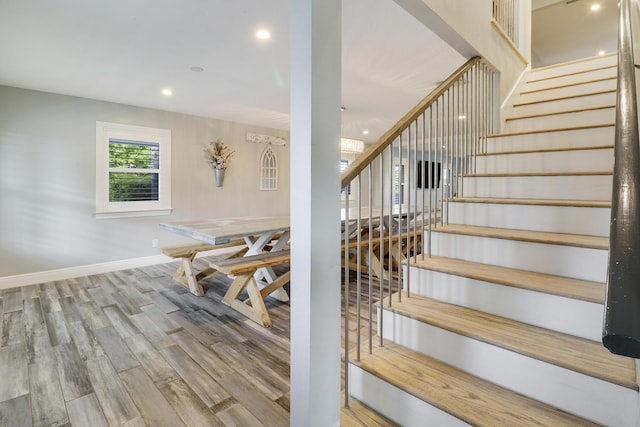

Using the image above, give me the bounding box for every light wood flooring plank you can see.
[0,344,28,402]
[2,290,22,313]
[103,305,140,339]
[44,310,71,347]
[113,270,155,294]
[160,345,230,407]
[125,334,180,386]
[159,379,225,427]
[21,285,38,300]
[87,285,117,308]
[113,291,143,316]
[29,360,68,427]
[68,321,106,360]
[217,404,267,427]
[0,395,32,427]
[65,393,108,427]
[1,311,24,347]
[77,300,111,331]
[58,296,83,324]
[140,303,182,334]
[38,282,62,313]
[130,312,174,350]
[55,280,74,298]
[146,291,181,314]
[53,342,94,401]
[119,366,186,427]
[170,330,234,380]
[94,326,140,372]
[212,342,288,400]
[23,298,53,365]
[216,371,289,427]
[86,356,141,426]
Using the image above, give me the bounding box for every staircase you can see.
[348,54,640,426]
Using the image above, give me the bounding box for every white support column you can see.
[290,0,342,426]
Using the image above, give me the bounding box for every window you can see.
[340,159,351,195]
[96,122,171,218]
[260,147,278,190]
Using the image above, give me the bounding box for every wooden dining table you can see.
[159,215,291,302]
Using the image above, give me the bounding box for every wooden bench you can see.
[209,250,291,327]
[341,229,423,279]
[161,239,246,296]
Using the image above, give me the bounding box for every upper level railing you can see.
[602,0,640,358]
[492,0,519,46]
[341,56,498,405]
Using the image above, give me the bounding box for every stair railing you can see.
[492,0,519,46]
[341,56,498,406]
[603,0,640,358]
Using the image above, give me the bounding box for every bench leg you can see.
[180,257,205,296]
[222,273,271,327]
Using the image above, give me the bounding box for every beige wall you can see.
[0,85,290,277]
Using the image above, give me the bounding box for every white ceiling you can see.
[0,0,619,141]
[0,0,465,143]
[531,0,618,67]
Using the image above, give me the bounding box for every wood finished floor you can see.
[0,256,394,427]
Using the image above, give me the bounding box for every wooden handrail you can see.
[602,0,640,357]
[340,56,482,189]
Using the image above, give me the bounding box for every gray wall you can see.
[0,85,290,277]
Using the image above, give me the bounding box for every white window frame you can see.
[95,121,172,219]
[260,147,278,191]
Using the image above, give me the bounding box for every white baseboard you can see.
[0,254,171,290]
[0,246,241,290]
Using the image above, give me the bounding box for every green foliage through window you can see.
[108,139,160,202]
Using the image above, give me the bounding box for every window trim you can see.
[95,121,172,219]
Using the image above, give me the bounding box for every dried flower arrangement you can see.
[204,139,235,169]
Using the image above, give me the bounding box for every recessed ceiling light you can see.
[591,3,601,11]
[190,66,204,72]
[256,30,271,40]
[362,130,369,135]
[161,88,173,96]
[598,50,606,56]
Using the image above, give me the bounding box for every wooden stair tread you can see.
[478,144,613,156]
[487,122,614,138]
[528,64,616,84]
[341,397,399,427]
[383,293,637,390]
[505,104,615,122]
[411,255,604,303]
[450,197,611,208]
[520,76,616,95]
[432,224,608,250]
[353,341,602,426]
[513,89,616,107]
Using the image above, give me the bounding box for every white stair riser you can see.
[448,202,610,236]
[503,107,615,132]
[508,91,615,117]
[524,66,617,92]
[513,79,616,104]
[463,175,612,200]
[406,266,604,341]
[381,310,638,427]
[528,55,618,81]
[430,231,607,282]
[348,365,470,427]
[475,149,613,174]
[487,126,614,152]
